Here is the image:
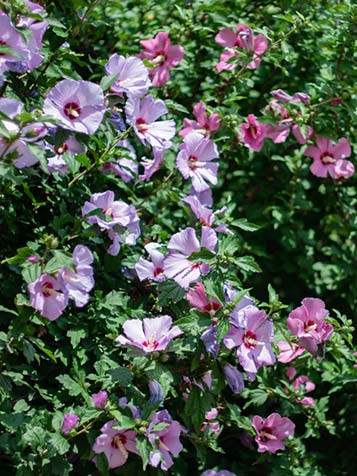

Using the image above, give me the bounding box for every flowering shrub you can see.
[0,1,356,476]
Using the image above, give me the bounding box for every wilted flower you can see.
[180,101,221,138]
[287,298,333,354]
[125,94,176,149]
[43,79,105,134]
[91,390,109,409]
[304,136,354,179]
[92,420,139,469]
[146,410,183,470]
[252,413,295,453]
[164,226,217,289]
[61,413,79,435]
[139,146,165,180]
[135,243,166,282]
[239,114,268,152]
[148,380,164,404]
[138,31,184,87]
[115,315,183,353]
[177,132,219,192]
[28,273,68,320]
[215,23,268,71]
[105,54,151,97]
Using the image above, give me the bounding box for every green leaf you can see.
[21,264,41,284]
[216,317,230,341]
[136,435,151,470]
[234,256,262,273]
[157,280,186,306]
[231,218,260,232]
[109,366,133,386]
[49,433,70,455]
[100,72,120,91]
[45,250,73,274]
[189,247,216,263]
[0,305,18,317]
[67,329,86,347]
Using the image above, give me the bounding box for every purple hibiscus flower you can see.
[224,363,245,394]
[28,273,68,320]
[91,390,109,409]
[135,243,166,282]
[105,54,151,97]
[125,94,176,149]
[164,226,217,289]
[287,298,333,354]
[139,146,165,181]
[180,101,221,138]
[146,410,183,470]
[61,413,79,435]
[183,195,232,234]
[115,315,182,353]
[43,79,105,134]
[92,420,139,469]
[58,245,94,307]
[224,306,275,376]
[101,140,138,183]
[239,114,268,152]
[47,135,85,175]
[177,132,219,192]
[0,11,30,74]
[252,413,295,454]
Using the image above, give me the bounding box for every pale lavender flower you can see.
[135,243,166,282]
[148,380,164,404]
[101,140,138,182]
[118,397,142,419]
[115,315,182,353]
[183,195,232,234]
[0,11,30,74]
[93,420,139,469]
[28,273,68,320]
[47,136,85,175]
[177,132,219,192]
[61,413,79,435]
[58,245,94,307]
[224,363,244,394]
[92,390,108,409]
[189,187,213,207]
[201,325,220,358]
[125,95,176,148]
[252,413,295,454]
[139,146,165,180]
[271,89,311,105]
[164,226,217,289]
[43,79,105,134]
[146,410,183,471]
[105,54,151,97]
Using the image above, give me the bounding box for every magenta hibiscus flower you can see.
[28,273,68,321]
[115,315,182,353]
[239,114,268,152]
[135,243,166,282]
[105,54,151,98]
[186,283,221,315]
[180,101,221,138]
[252,413,295,453]
[177,132,219,192]
[93,420,139,469]
[304,136,354,179]
[138,31,184,87]
[43,79,105,134]
[215,23,268,72]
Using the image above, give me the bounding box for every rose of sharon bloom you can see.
[92,390,108,409]
[287,298,333,354]
[105,54,151,98]
[28,273,68,321]
[139,146,165,181]
[47,136,85,175]
[224,306,275,375]
[240,114,268,152]
[180,101,221,138]
[146,410,183,470]
[215,24,268,72]
[43,80,105,134]
[61,413,79,435]
[125,94,175,149]
[93,420,139,469]
[135,243,166,282]
[102,140,138,183]
[138,31,184,87]
[271,89,311,105]
[0,98,39,168]
[186,283,221,315]
[277,340,305,363]
[286,369,315,408]
[183,195,232,234]
[224,363,245,394]
[177,132,219,192]
[304,136,354,179]
[115,315,182,353]
[58,245,94,307]
[252,413,295,453]
[0,12,30,74]
[164,226,217,289]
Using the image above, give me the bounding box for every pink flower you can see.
[277,340,305,363]
[287,298,333,354]
[91,390,108,409]
[304,136,354,179]
[61,413,79,435]
[28,273,68,321]
[135,243,166,282]
[104,54,151,98]
[139,146,165,181]
[125,95,176,149]
[164,226,217,289]
[146,410,183,470]
[93,420,139,469]
[252,413,295,453]
[43,80,105,135]
[180,101,221,138]
[186,283,221,315]
[138,31,184,87]
[115,315,183,353]
[215,24,268,72]
[183,195,232,234]
[177,132,219,192]
[240,114,268,152]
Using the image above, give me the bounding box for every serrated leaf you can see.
[136,435,151,470]
[235,256,262,273]
[231,218,260,232]
[109,366,133,386]
[157,280,185,306]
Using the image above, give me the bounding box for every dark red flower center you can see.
[143,334,159,351]
[154,50,166,65]
[203,300,221,313]
[55,143,68,155]
[153,267,164,277]
[111,433,127,448]
[304,319,317,332]
[320,151,335,164]
[136,117,149,133]
[259,427,277,442]
[103,208,114,219]
[64,102,81,120]
[188,155,198,170]
[243,330,258,348]
[248,125,257,139]
[0,40,8,56]
[42,282,54,297]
